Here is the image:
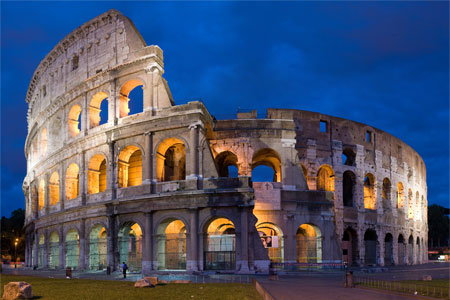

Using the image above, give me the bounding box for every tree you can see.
[428,204,450,248]
[1,209,25,262]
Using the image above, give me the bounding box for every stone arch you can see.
[38,233,45,267]
[343,170,356,207]
[215,151,239,178]
[203,217,236,270]
[118,221,143,271]
[89,91,109,128]
[342,227,358,266]
[382,178,391,210]
[65,163,79,200]
[156,137,186,182]
[342,148,356,166]
[119,79,144,117]
[88,224,107,270]
[296,223,322,263]
[65,228,80,269]
[416,236,421,264]
[408,234,414,264]
[397,182,405,208]
[118,145,142,188]
[38,179,45,211]
[88,154,107,194]
[397,234,406,265]
[40,128,47,157]
[316,165,335,192]
[256,222,284,263]
[156,218,187,270]
[68,104,82,137]
[251,148,281,182]
[364,229,377,265]
[49,172,60,206]
[363,173,376,209]
[49,231,60,269]
[384,233,394,265]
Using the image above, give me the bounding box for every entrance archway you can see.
[157,219,187,270]
[89,225,107,270]
[38,234,45,268]
[296,224,322,263]
[384,233,393,265]
[256,222,284,263]
[204,217,236,270]
[65,229,80,269]
[118,222,142,271]
[364,229,377,265]
[398,234,406,265]
[49,232,59,269]
[342,228,358,266]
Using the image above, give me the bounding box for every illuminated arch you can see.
[251,148,281,182]
[68,104,82,137]
[397,182,405,208]
[49,231,59,269]
[215,151,239,177]
[204,217,236,270]
[40,128,47,156]
[119,79,144,117]
[317,165,335,192]
[256,222,284,263]
[65,163,79,200]
[157,219,187,270]
[89,224,107,270]
[118,222,142,271]
[118,145,142,188]
[363,173,376,209]
[89,91,108,128]
[38,179,45,211]
[88,154,107,194]
[49,172,60,206]
[296,224,322,263]
[382,178,391,209]
[65,229,80,269]
[156,138,186,182]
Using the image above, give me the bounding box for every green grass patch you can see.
[357,279,449,299]
[0,275,262,300]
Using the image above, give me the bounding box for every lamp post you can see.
[14,238,18,269]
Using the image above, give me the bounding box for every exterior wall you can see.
[23,10,428,273]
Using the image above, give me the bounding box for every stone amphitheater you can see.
[23,9,427,274]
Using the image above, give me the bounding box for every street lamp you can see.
[14,238,18,269]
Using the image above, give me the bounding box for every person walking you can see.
[122,262,128,279]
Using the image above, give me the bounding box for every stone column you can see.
[82,92,88,136]
[43,232,49,268]
[80,151,86,205]
[108,79,117,125]
[44,174,50,215]
[187,123,200,180]
[358,229,365,266]
[280,138,298,190]
[60,164,65,211]
[107,141,116,200]
[238,207,250,273]
[79,219,86,270]
[378,232,385,266]
[142,211,153,274]
[107,214,117,271]
[143,132,154,185]
[188,208,199,271]
[284,214,297,263]
[59,227,65,269]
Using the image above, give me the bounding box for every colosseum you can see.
[23,10,428,274]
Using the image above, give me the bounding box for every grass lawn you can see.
[0,275,262,300]
[357,279,449,299]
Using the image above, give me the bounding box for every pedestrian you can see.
[122,261,128,279]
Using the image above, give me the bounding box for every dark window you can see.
[320,120,327,133]
[43,85,47,97]
[72,55,79,71]
[366,131,372,143]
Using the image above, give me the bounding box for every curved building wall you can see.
[23,10,427,273]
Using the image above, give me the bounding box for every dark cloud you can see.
[1,1,448,216]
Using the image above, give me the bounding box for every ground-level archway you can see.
[342,228,358,266]
[204,217,236,270]
[384,233,393,266]
[89,224,107,270]
[38,234,45,268]
[398,234,406,265]
[364,229,377,265]
[118,222,142,271]
[49,232,59,269]
[256,222,284,263]
[296,224,322,263]
[157,219,187,270]
[65,229,80,269]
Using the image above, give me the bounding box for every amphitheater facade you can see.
[23,10,427,274]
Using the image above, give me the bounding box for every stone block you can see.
[2,282,33,300]
[143,277,158,286]
[134,278,154,288]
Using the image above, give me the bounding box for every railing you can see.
[271,262,345,272]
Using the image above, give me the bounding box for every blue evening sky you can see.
[1,1,448,217]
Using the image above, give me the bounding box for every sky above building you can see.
[1,1,448,217]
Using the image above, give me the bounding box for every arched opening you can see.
[215,151,239,178]
[343,171,355,207]
[408,189,413,219]
[204,217,236,270]
[156,138,186,182]
[88,154,107,194]
[118,222,142,271]
[89,92,109,128]
[251,148,281,182]
[119,80,143,117]
[49,231,59,269]
[384,233,393,265]
[364,229,377,265]
[415,192,420,220]
[38,234,45,268]
[32,186,37,214]
[68,104,82,137]
[416,237,420,264]
[363,173,376,209]
[408,235,414,265]
[397,182,405,208]
[38,179,45,211]
[65,229,80,269]
[65,163,79,200]
[397,234,406,265]
[157,219,187,270]
[89,225,107,270]
[296,224,322,263]
[382,178,391,210]
[40,128,47,157]
[342,228,358,266]
[256,222,284,263]
[118,146,142,188]
[49,172,60,206]
[342,148,356,166]
[317,165,335,192]
[32,138,38,162]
